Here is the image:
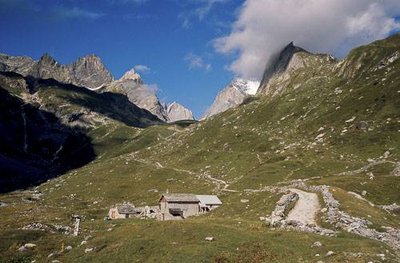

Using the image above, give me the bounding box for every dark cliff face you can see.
[257,42,307,94]
[0,71,162,192]
[0,53,113,89]
[0,85,95,193]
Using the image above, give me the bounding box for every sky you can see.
[1,0,400,118]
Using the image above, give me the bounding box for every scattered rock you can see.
[391,162,400,177]
[345,116,356,123]
[24,243,37,249]
[80,240,87,246]
[65,245,73,251]
[18,243,37,252]
[18,246,28,252]
[380,203,400,213]
[326,251,334,256]
[361,190,367,196]
[240,199,249,203]
[85,247,94,253]
[311,241,322,247]
[355,121,368,130]
[22,222,71,235]
[368,172,374,180]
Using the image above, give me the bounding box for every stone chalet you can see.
[159,193,222,221]
[108,203,136,219]
[108,203,159,219]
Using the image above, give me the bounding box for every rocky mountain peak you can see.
[0,52,113,89]
[257,42,306,94]
[70,54,113,89]
[38,53,57,66]
[74,54,102,68]
[120,68,143,83]
[203,78,260,119]
[231,78,260,95]
[166,102,194,122]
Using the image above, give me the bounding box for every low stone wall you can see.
[266,190,299,227]
[264,187,335,237]
[292,182,400,251]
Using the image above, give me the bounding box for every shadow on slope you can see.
[0,86,96,193]
[38,77,162,128]
[0,72,162,128]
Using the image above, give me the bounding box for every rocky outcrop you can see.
[0,53,113,89]
[257,42,336,96]
[69,55,113,89]
[166,102,194,122]
[0,53,35,74]
[103,68,168,121]
[258,42,306,94]
[203,78,260,118]
[104,68,194,122]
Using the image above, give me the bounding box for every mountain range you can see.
[0,53,194,123]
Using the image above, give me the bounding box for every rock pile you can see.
[22,222,72,235]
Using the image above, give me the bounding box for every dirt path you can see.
[287,188,320,225]
[132,157,238,192]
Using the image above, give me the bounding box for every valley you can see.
[0,34,400,262]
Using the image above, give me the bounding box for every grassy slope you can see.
[1,35,400,262]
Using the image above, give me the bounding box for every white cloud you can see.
[179,0,229,28]
[195,0,228,20]
[134,64,151,74]
[55,7,104,20]
[214,0,400,80]
[185,53,212,71]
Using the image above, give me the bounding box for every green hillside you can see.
[0,35,400,262]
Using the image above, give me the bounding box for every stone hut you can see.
[196,195,222,212]
[108,203,136,219]
[159,193,200,220]
[159,193,222,221]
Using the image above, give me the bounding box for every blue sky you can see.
[0,0,243,118]
[1,0,400,118]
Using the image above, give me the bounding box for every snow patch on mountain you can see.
[203,78,260,118]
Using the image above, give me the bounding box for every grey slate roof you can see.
[196,195,222,205]
[161,193,199,203]
[117,204,136,214]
